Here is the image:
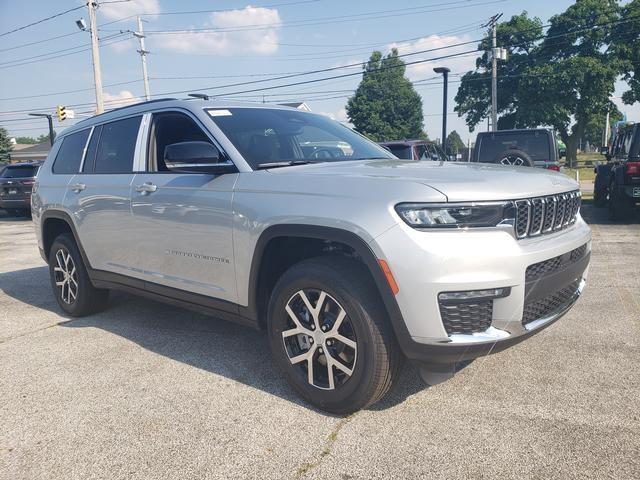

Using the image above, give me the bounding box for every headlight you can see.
[395,202,514,229]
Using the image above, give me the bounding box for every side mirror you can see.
[599,146,609,156]
[164,141,230,173]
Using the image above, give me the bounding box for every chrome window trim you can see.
[78,126,94,173]
[133,113,151,172]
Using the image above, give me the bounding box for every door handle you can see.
[135,182,157,194]
[70,183,86,193]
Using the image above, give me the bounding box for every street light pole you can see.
[433,66,450,153]
[28,114,55,146]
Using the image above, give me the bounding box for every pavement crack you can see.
[294,413,355,479]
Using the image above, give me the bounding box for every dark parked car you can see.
[0,162,41,216]
[379,139,449,161]
[472,129,561,170]
[594,122,640,219]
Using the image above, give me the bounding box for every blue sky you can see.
[0,0,636,142]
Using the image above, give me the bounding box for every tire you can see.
[593,186,607,207]
[493,149,533,167]
[608,182,633,221]
[48,233,109,316]
[267,256,402,414]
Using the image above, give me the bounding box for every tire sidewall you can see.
[48,234,86,316]
[267,261,382,411]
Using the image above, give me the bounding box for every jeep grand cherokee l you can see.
[32,99,591,413]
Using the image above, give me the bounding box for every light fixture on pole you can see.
[28,113,55,147]
[433,66,450,153]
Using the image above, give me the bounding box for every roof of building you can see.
[10,142,50,160]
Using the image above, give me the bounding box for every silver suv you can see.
[32,99,591,413]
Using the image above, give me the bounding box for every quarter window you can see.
[94,116,142,174]
[52,129,90,174]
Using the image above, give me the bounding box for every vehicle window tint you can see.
[151,112,219,172]
[385,145,412,159]
[52,129,90,174]
[478,132,551,162]
[1,165,39,178]
[94,116,142,174]
[207,108,393,168]
[82,125,102,173]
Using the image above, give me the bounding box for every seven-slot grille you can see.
[514,191,581,239]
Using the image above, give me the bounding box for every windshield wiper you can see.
[255,160,320,170]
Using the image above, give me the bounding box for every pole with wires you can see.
[134,16,151,101]
[483,13,502,131]
[87,1,104,113]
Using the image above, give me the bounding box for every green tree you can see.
[0,127,12,164]
[14,136,39,145]
[581,108,623,148]
[446,130,465,153]
[455,2,622,167]
[455,12,544,130]
[347,49,424,141]
[612,0,640,104]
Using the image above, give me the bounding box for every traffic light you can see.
[56,105,67,122]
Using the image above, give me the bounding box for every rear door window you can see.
[94,116,142,173]
[52,129,91,174]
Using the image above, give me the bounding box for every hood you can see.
[267,160,579,202]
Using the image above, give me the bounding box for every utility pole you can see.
[87,1,104,113]
[134,16,151,101]
[603,110,610,146]
[483,13,503,131]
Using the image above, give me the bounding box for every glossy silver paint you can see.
[33,100,592,351]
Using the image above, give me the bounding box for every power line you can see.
[0,5,85,38]
[141,1,505,35]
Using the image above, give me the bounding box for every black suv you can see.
[594,123,640,219]
[0,162,41,217]
[472,129,561,170]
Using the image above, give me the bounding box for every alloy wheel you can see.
[281,289,357,390]
[53,248,78,304]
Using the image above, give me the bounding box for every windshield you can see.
[477,131,553,162]
[1,165,39,178]
[207,108,394,169]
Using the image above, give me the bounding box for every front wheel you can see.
[267,257,402,414]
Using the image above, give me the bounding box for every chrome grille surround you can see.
[514,190,580,239]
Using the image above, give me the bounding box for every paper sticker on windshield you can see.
[207,109,232,117]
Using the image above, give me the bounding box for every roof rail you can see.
[75,98,178,125]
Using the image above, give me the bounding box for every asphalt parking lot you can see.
[1,204,638,480]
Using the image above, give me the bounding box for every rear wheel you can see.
[48,233,109,316]
[267,256,402,414]
[608,182,633,221]
[593,186,607,207]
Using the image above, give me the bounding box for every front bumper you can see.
[370,215,591,363]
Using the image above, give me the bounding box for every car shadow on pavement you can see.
[580,201,640,225]
[0,265,428,414]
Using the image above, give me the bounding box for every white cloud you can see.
[319,107,349,123]
[153,6,281,56]
[103,90,140,107]
[389,34,479,81]
[99,0,160,20]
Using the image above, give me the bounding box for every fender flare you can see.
[40,210,92,269]
[240,224,416,356]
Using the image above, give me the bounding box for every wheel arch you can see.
[240,224,414,353]
[41,210,91,268]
